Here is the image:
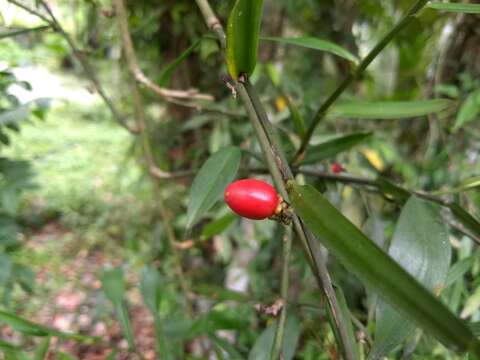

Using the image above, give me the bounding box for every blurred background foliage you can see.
[0,0,479,358]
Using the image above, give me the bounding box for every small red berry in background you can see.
[224,179,279,220]
[331,162,345,174]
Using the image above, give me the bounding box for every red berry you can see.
[224,179,279,220]
[331,162,344,174]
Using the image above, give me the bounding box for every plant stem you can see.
[195,0,227,49]
[240,82,356,360]
[193,0,357,357]
[113,0,193,315]
[292,0,430,165]
[270,228,292,360]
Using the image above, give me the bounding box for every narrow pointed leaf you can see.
[248,315,300,360]
[448,203,480,241]
[159,40,201,86]
[0,26,50,40]
[34,337,51,360]
[286,181,480,354]
[101,268,135,350]
[329,100,451,119]
[101,267,125,306]
[428,2,480,13]
[140,266,171,359]
[0,310,94,341]
[284,95,306,138]
[262,36,358,63]
[371,197,451,358]
[445,257,473,289]
[434,176,480,195]
[302,132,372,164]
[226,0,265,79]
[453,90,480,131]
[186,147,241,228]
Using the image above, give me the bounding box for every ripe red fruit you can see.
[224,179,279,220]
[331,162,345,174]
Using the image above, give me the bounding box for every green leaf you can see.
[0,99,50,126]
[0,26,50,40]
[0,338,20,351]
[0,255,12,284]
[33,337,50,360]
[453,91,480,131]
[226,0,265,79]
[448,203,480,241]
[0,310,94,341]
[201,213,236,239]
[284,95,306,138]
[329,100,451,119]
[140,266,162,313]
[434,176,480,195]
[116,303,136,351]
[186,147,241,228]
[370,197,451,359]
[248,314,300,360]
[209,333,245,359]
[286,181,479,354]
[469,322,480,337]
[302,132,372,164]
[445,257,473,289]
[159,40,201,87]
[101,267,125,305]
[100,268,135,350]
[428,2,480,13]
[261,36,358,63]
[56,352,76,360]
[195,284,248,302]
[140,266,171,359]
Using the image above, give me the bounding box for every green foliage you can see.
[371,197,451,358]
[287,181,478,354]
[186,146,241,228]
[262,36,358,63]
[227,0,265,79]
[3,0,480,358]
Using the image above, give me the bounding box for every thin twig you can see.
[7,0,138,133]
[112,0,193,315]
[112,0,213,102]
[292,0,430,165]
